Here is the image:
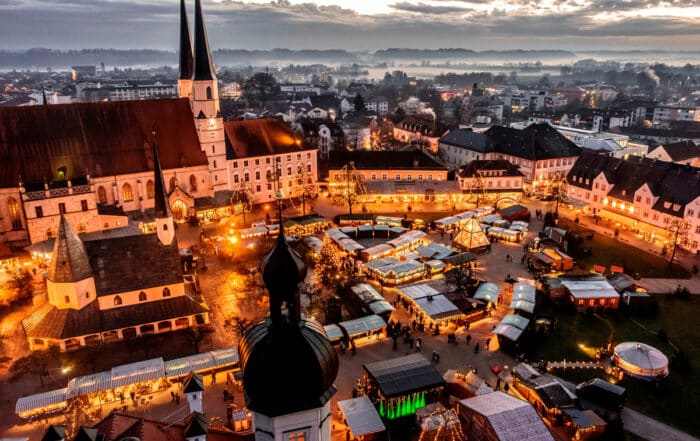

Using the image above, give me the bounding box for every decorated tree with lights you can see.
[314,237,341,285]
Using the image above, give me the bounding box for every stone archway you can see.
[171,199,188,222]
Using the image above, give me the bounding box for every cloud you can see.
[0,0,698,51]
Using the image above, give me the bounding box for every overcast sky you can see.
[1,0,699,51]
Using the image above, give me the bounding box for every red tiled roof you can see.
[0,99,208,187]
[224,118,313,159]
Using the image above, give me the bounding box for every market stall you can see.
[361,244,394,262]
[364,258,424,285]
[339,315,387,341]
[338,396,386,440]
[323,324,344,344]
[369,300,395,317]
[493,314,530,345]
[376,216,404,227]
[473,283,500,304]
[414,295,462,324]
[453,218,490,252]
[16,388,69,420]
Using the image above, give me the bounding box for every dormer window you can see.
[664,201,671,209]
[621,190,626,196]
[673,204,681,212]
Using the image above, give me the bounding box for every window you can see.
[212,145,216,154]
[64,296,70,304]
[81,200,88,211]
[428,174,433,181]
[256,184,261,192]
[163,287,171,297]
[696,226,700,234]
[689,209,695,218]
[267,183,272,190]
[114,295,122,306]
[371,174,377,181]
[213,160,217,168]
[382,174,387,181]
[233,162,238,169]
[266,158,271,164]
[407,175,412,181]
[255,171,261,180]
[145,180,154,199]
[85,292,89,299]
[206,86,212,100]
[244,160,249,167]
[307,153,311,159]
[418,174,423,182]
[307,163,312,173]
[297,153,301,160]
[244,172,249,182]
[395,174,400,181]
[594,182,599,190]
[255,159,260,166]
[7,198,21,230]
[97,186,107,204]
[122,183,133,202]
[189,175,198,192]
[58,203,66,214]
[636,195,642,203]
[287,167,292,176]
[287,155,291,162]
[139,291,147,302]
[286,430,308,441]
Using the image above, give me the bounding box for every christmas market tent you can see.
[361,244,394,261]
[326,228,349,242]
[16,388,69,419]
[338,396,386,438]
[510,283,536,314]
[376,216,403,227]
[442,252,477,267]
[474,283,500,303]
[614,342,669,380]
[339,315,387,339]
[397,283,440,302]
[369,300,395,316]
[111,358,165,388]
[67,370,112,396]
[482,214,503,225]
[323,324,344,343]
[164,347,240,378]
[425,260,446,273]
[493,314,530,343]
[414,295,462,322]
[364,354,445,398]
[373,224,390,237]
[351,283,385,305]
[435,216,461,231]
[357,224,374,238]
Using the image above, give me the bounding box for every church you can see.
[0,0,318,247]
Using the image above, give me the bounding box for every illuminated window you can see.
[122,183,133,202]
[286,430,308,441]
[146,180,155,199]
[97,186,108,204]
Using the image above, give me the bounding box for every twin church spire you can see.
[179,0,216,84]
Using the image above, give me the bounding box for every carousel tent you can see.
[474,283,500,303]
[364,354,445,398]
[16,388,69,418]
[338,396,386,437]
[614,342,669,380]
[339,315,387,338]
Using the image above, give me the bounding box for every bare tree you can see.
[667,219,690,269]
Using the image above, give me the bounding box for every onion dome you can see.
[239,212,338,417]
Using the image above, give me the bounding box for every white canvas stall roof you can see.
[482,214,503,224]
[513,284,536,303]
[365,257,400,270]
[404,251,421,261]
[339,315,387,337]
[357,225,373,232]
[376,216,403,225]
[416,245,438,259]
[363,243,394,257]
[373,225,389,233]
[425,260,446,270]
[436,216,460,227]
[403,230,427,240]
[398,283,440,301]
[560,279,619,299]
[239,226,268,237]
[387,236,412,249]
[510,299,535,314]
[338,396,386,437]
[456,211,476,220]
[500,314,530,330]
[164,347,239,378]
[459,392,555,441]
[338,238,365,252]
[369,300,395,315]
[512,221,529,228]
[340,226,357,234]
[68,371,112,396]
[493,324,525,342]
[210,347,239,366]
[390,226,408,234]
[415,295,461,320]
[111,358,165,388]
[375,260,423,276]
[426,243,456,259]
[324,324,344,341]
[474,283,500,302]
[614,342,669,372]
[510,224,527,232]
[16,388,68,414]
[474,206,494,216]
[351,283,384,304]
[326,229,349,241]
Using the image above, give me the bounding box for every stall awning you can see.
[351,283,384,305]
[338,396,386,437]
[111,358,165,388]
[339,315,387,338]
[500,314,530,330]
[425,260,446,271]
[68,371,112,396]
[364,354,445,398]
[397,283,440,301]
[493,324,525,342]
[324,324,344,341]
[415,295,461,320]
[510,299,535,314]
[512,284,536,303]
[16,388,68,415]
[369,300,395,315]
[474,283,500,302]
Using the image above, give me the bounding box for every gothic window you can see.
[114,295,123,306]
[139,291,147,302]
[163,287,171,297]
[122,183,133,202]
[7,198,21,230]
[97,186,108,204]
[189,175,198,192]
[206,87,212,100]
[146,180,155,199]
[169,177,177,193]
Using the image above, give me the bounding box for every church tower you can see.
[190,0,227,191]
[153,139,175,246]
[46,215,96,311]
[239,205,339,441]
[177,0,194,99]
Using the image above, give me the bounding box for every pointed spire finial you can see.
[192,0,216,81]
[179,0,194,80]
[152,125,172,219]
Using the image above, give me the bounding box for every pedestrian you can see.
[415,339,421,352]
[392,336,398,350]
[504,383,510,392]
[130,391,136,403]
[474,342,480,354]
[170,391,175,402]
[175,394,180,405]
[223,390,228,402]
[350,340,356,356]
[432,350,437,362]
[212,373,216,385]
[435,352,440,364]
[486,338,491,350]
[466,334,472,344]
[227,405,233,420]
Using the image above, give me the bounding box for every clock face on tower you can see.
[208,118,216,128]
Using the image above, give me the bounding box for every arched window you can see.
[122,183,133,202]
[114,295,122,306]
[139,291,147,302]
[169,177,177,193]
[146,180,155,199]
[206,86,212,100]
[7,198,22,230]
[163,287,171,297]
[189,175,198,192]
[97,186,107,204]
[46,228,56,239]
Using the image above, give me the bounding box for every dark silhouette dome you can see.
[239,317,339,417]
[261,229,307,306]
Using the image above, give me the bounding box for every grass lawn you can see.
[527,295,700,437]
[557,219,690,278]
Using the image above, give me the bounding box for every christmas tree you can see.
[314,236,341,285]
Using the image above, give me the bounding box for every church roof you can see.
[224,118,313,159]
[184,373,204,393]
[192,0,216,81]
[0,99,208,188]
[47,215,92,283]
